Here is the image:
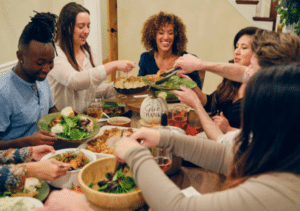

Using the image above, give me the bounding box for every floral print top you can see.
[0,147,33,192]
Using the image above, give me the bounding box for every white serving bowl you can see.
[40,148,96,188]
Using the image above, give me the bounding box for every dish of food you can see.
[38,111,100,143]
[103,102,126,117]
[79,126,137,158]
[50,150,90,171]
[0,196,44,210]
[41,149,96,189]
[143,75,197,90]
[113,76,149,94]
[0,178,50,202]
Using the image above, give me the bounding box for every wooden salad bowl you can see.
[78,157,145,211]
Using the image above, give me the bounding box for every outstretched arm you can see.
[174,54,246,82]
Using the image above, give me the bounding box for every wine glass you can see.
[152,148,172,173]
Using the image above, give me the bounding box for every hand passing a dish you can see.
[171,86,201,110]
[174,54,204,75]
[31,145,55,161]
[27,130,58,146]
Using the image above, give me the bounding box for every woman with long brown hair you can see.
[48,2,135,113]
[192,27,258,133]
[113,63,300,210]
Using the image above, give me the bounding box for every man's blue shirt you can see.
[0,69,54,140]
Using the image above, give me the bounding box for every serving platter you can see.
[143,75,197,90]
[113,85,149,95]
[78,125,138,159]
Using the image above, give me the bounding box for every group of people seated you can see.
[1,1,300,210]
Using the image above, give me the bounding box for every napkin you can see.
[181,186,202,197]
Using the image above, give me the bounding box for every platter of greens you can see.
[37,113,100,143]
[143,75,197,90]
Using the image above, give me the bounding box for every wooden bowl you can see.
[78,157,145,211]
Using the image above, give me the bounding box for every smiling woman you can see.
[137,11,202,90]
[47,2,135,113]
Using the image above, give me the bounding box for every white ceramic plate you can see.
[40,148,97,189]
[78,125,138,159]
[2,197,44,209]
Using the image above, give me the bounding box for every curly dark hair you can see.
[141,11,187,56]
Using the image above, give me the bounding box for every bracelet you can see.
[23,164,28,177]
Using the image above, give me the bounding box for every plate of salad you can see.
[38,112,100,143]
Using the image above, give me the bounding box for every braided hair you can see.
[18,11,58,52]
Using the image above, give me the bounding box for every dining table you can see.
[46,89,225,210]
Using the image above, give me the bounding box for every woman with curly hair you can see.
[138,11,202,89]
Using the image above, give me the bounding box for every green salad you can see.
[49,116,92,140]
[89,166,137,194]
[143,75,197,90]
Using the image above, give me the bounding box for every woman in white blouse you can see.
[48,2,135,113]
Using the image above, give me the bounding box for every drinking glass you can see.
[87,99,104,120]
[168,105,188,128]
[152,148,172,173]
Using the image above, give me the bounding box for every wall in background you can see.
[1,0,255,93]
[0,0,83,65]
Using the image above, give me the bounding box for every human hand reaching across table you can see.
[174,54,206,75]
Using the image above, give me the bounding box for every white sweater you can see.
[48,46,114,113]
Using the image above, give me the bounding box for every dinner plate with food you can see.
[37,107,100,143]
[79,126,138,159]
[113,76,149,94]
[0,196,44,210]
[0,177,50,202]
